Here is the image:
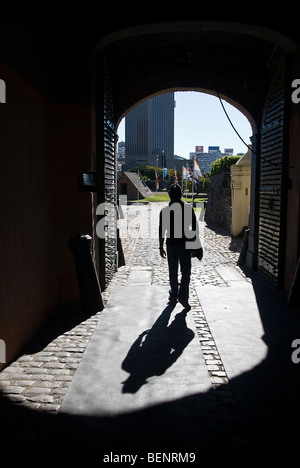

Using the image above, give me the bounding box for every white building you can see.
[189,146,226,173]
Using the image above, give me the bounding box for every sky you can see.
[117,91,253,159]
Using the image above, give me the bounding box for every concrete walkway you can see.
[1,203,300,452]
[59,284,225,449]
[57,264,300,450]
[60,285,211,416]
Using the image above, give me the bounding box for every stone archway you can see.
[94,20,296,286]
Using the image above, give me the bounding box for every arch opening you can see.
[117,88,256,137]
[116,88,257,170]
[95,19,293,287]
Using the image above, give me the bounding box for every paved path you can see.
[1,202,299,451]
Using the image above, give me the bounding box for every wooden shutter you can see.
[97,62,117,289]
[103,67,117,286]
[258,58,287,286]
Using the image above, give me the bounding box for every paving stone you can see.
[41,404,60,412]
[35,356,58,362]
[7,394,27,403]
[13,380,35,386]
[32,374,55,381]
[1,386,25,394]
[23,387,51,395]
[54,375,73,381]
[43,362,65,369]
[206,365,220,371]
[206,359,222,365]
[26,395,54,403]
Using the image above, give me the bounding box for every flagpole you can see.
[156,155,158,200]
[181,165,183,191]
[186,176,187,200]
[186,164,188,200]
[192,159,194,203]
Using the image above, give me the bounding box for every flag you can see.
[193,159,202,179]
[194,159,205,182]
[187,167,193,181]
[163,167,168,178]
[155,170,159,190]
[174,167,178,184]
[183,165,193,181]
[192,175,198,188]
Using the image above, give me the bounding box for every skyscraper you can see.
[125,93,175,168]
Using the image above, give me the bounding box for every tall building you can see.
[125,93,175,168]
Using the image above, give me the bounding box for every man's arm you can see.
[183,203,200,249]
[159,209,166,258]
[192,206,198,235]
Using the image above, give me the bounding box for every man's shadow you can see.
[121,303,195,393]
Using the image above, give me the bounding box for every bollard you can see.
[117,228,125,267]
[237,228,249,267]
[288,256,300,307]
[68,233,104,312]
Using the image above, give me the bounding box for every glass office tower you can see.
[125,93,175,168]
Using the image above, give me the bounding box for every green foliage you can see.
[210,155,241,176]
[129,194,208,203]
[127,164,211,193]
[127,164,179,182]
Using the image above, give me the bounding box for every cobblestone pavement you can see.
[0,202,248,444]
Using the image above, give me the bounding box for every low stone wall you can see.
[204,167,232,234]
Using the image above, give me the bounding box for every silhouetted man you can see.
[159,184,198,310]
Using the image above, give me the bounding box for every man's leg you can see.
[167,245,179,301]
[178,248,191,307]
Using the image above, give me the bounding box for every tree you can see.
[210,155,241,176]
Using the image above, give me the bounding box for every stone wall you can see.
[204,167,232,234]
